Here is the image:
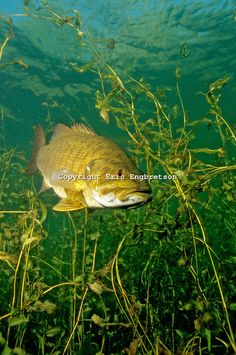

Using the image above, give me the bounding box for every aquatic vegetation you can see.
[0,2,236,354]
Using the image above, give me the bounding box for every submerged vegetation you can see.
[0,1,236,354]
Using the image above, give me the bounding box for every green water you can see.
[0,1,236,354]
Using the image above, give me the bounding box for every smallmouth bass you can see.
[27,123,152,211]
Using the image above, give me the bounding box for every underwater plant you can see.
[0,1,236,354]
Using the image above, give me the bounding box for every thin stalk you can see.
[189,204,236,353]
[0,30,12,61]
[82,209,88,275]
[62,287,89,355]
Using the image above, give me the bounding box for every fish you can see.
[27,123,152,212]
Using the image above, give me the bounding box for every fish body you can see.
[27,123,152,211]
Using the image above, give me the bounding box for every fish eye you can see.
[116,169,124,177]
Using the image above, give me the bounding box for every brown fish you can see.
[27,123,152,211]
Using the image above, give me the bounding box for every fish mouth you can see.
[123,191,152,208]
[92,189,152,208]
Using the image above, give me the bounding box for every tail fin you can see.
[27,125,45,175]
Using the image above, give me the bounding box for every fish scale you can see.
[40,135,126,176]
[27,123,152,211]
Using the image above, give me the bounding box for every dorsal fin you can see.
[71,123,96,135]
[51,123,96,142]
[50,124,71,142]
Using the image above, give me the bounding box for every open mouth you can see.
[124,191,152,207]
[92,190,152,208]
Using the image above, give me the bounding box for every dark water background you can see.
[1,0,236,153]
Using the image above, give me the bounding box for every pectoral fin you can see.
[66,190,87,206]
[53,198,86,212]
[50,169,81,190]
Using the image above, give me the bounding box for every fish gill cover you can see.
[0,0,236,354]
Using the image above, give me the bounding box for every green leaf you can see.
[8,314,28,327]
[39,300,57,314]
[73,274,84,282]
[229,303,236,311]
[46,327,61,337]
[12,347,26,355]
[1,345,12,355]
